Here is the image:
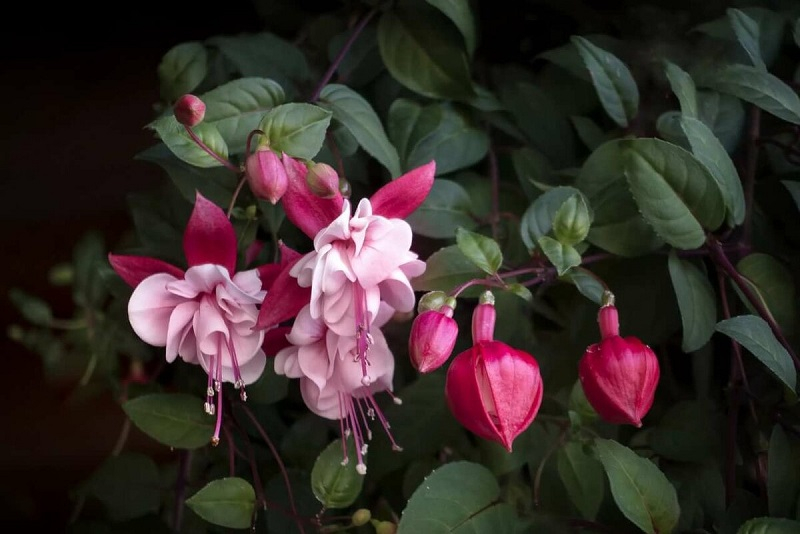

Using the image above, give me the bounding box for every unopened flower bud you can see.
[351,508,371,527]
[579,301,660,427]
[173,94,206,127]
[409,304,458,373]
[246,149,289,204]
[305,162,340,198]
[471,291,496,344]
[375,521,397,534]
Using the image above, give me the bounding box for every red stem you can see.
[183,125,240,173]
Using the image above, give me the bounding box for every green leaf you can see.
[310,437,364,508]
[157,42,207,102]
[9,288,53,327]
[319,84,401,176]
[264,469,318,534]
[200,78,285,154]
[667,251,717,352]
[539,236,581,276]
[782,180,800,211]
[558,441,604,520]
[455,228,503,275]
[122,393,214,449]
[186,478,255,529]
[664,61,698,118]
[562,268,605,305]
[553,193,592,246]
[404,103,489,175]
[425,0,476,56]
[149,116,229,169]
[398,462,515,534]
[727,9,767,71]
[377,8,475,100]
[511,147,554,200]
[571,36,639,128]
[622,138,725,249]
[245,363,289,404]
[594,439,680,534]
[700,64,800,125]
[737,517,800,534]
[650,400,722,463]
[698,90,745,153]
[83,453,161,522]
[520,186,583,251]
[328,26,382,88]
[571,115,606,151]
[407,179,477,238]
[716,315,796,391]
[736,253,796,334]
[412,245,485,296]
[257,103,332,160]
[679,116,745,226]
[506,283,533,303]
[388,98,424,166]
[768,425,799,518]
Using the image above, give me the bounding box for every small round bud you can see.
[305,162,340,198]
[173,94,206,127]
[375,521,398,534]
[351,509,371,527]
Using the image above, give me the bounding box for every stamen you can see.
[385,390,403,405]
[211,339,225,446]
[365,390,403,452]
[354,397,373,441]
[346,396,367,475]
[338,393,349,466]
[352,284,371,380]
[225,336,247,401]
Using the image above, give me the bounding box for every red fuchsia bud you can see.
[246,149,289,204]
[578,302,660,427]
[446,340,543,451]
[173,94,206,127]
[409,298,458,373]
[471,291,496,343]
[305,162,340,198]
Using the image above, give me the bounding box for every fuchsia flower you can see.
[579,301,660,427]
[245,149,288,204]
[109,193,279,445]
[445,292,543,452]
[408,301,459,373]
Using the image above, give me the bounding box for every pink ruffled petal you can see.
[235,348,267,384]
[109,254,184,288]
[369,161,435,219]
[274,345,304,378]
[183,192,238,274]
[166,301,198,362]
[231,269,264,298]
[193,295,229,355]
[286,305,326,346]
[377,268,418,313]
[128,273,184,346]
[255,258,311,329]
[281,154,344,238]
[300,378,342,420]
[350,220,414,287]
[333,328,394,393]
[298,342,332,390]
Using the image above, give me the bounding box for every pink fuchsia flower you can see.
[274,303,401,475]
[109,192,273,446]
[579,302,660,427]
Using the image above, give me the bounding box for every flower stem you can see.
[309,7,378,101]
[227,174,248,219]
[173,450,192,532]
[183,125,240,173]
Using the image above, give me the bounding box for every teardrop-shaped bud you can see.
[409,306,458,373]
[445,341,543,451]
[471,291,496,344]
[306,162,340,198]
[246,149,288,204]
[173,94,206,127]
[578,304,659,427]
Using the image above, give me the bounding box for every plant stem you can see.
[226,174,248,219]
[173,450,192,532]
[240,403,305,534]
[309,7,378,101]
[743,106,761,248]
[488,144,500,241]
[183,125,240,173]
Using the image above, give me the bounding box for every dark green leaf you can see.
[83,453,161,522]
[149,117,229,168]
[201,77,285,153]
[700,64,800,125]
[558,441,604,520]
[257,103,332,160]
[425,0,477,56]
[622,138,725,248]
[664,61,698,118]
[571,36,639,127]
[570,115,606,151]
[122,393,214,449]
[537,34,624,82]
[698,90,745,153]
[594,439,680,534]
[506,283,533,303]
[319,84,401,176]
[328,26,382,87]
[388,98,424,166]
[456,228,503,274]
[157,42,207,102]
[511,147,554,200]
[782,180,800,212]
[539,236,581,276]
[768,425,799,518]
[412,245,484,296]
[650,400,722,462]
[727,9,767,71]
[716,315,796,391]
[679,116,745,226]
[667,251,717,352]
[737,517,800,533]
[310,437,364,508]
[736,253,796,334]
[185,478,255,529]
[520,186,583,251]
[397,462,515,534]
[407,179,477,238]
[264,469,319,533]
[245,363,288,404]
[377,8,475,100]
[562,268,605,305]
[9,288,53,326]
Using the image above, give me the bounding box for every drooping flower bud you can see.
[578,298,660,427]
[446,340,543,451]
[305,162,340,198]
[409,297,458,373]
[472,291,496,344]
[173,94,206,127]
[246,149,289,204]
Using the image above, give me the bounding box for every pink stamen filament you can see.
[338,393,349,465]
[353,284,371,382]
[345,396,367,474]
[211,338,224,446]
[226,335,247,400]
[354,397,373,441]
[364,389,402,452]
